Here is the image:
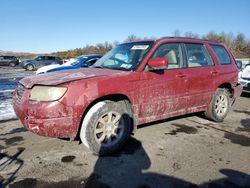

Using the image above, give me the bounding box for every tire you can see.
[80,100,133,155]
[9,62,16,67]
[205,88,231,122]
[26,64,34,71]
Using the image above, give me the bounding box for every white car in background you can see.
[36,58,74,74]
[36,54,102,74]
[239,64,250,93]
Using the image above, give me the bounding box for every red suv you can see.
[13,37,242,155]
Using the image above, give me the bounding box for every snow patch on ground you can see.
[0,98,17,121]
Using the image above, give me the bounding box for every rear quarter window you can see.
[210,45,231,65]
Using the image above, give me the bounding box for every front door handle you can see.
[211,70,218,75]
[176,74,187,78]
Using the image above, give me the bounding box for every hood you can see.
[19,68,125,88]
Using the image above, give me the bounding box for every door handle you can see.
[176,74,187,78]
[211,70,218,75]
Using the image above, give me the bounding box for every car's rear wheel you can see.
[205,88,230,122]
[80,100,133,155]
[26,64,34,71]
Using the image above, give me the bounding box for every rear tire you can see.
[204,88,230,122]
[26,64,34,71]
[80,100,133,155]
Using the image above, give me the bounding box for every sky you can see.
[0,0,249,53]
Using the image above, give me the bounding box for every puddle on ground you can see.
[4,136,24,145]
[61,155,76,163]
[237,127,250,133]
[234,110,250,116]
[0,128,27,136]
[165,124,198,135]
[240,119,250,131]
[224,132,250,147]
[9,175,110,188]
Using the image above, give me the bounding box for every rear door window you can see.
[185,43,213,67]
[210,45,231,65]
[47,56,55,61]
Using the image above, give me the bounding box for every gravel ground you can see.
[0,92,249,188]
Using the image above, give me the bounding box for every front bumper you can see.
[12,85,81,138]
[239,79,250,93]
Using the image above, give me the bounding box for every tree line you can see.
[50,31,250,59]
[174,30,250,58]
[8,31,249,60]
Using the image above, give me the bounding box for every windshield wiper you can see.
[110,67,130,71]
[92,65,105,69]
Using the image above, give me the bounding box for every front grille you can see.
[16,84,26,103]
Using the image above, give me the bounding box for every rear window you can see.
[211,45,231,65]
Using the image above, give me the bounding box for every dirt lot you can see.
[0,90,249,187]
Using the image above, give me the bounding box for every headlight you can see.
[30,86,67,102]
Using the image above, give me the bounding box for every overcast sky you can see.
[0,0,249,53]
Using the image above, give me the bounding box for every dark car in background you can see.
[0,56,20,66]
[36,54,102,74]
[21,56,63,71]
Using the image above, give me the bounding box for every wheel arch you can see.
[76,93,136,140]
[218,82,233,96]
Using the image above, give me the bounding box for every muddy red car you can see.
[13,37,242,155]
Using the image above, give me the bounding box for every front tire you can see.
[205,88,230,122]
[26,64,34,71]
[80,100,133,155]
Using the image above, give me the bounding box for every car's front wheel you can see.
[205,88,231,122]
[26,64,34,71]
[80,100,133,155]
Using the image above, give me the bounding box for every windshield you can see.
[34,56,43,61]
[93,42,153,71]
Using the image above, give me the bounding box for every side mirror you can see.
[236,61,242,70]
[147,57,168,70]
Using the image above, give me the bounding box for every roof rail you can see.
[159,36,218,43]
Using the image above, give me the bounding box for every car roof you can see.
[121,37,223,46]
[157,37,222,45]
